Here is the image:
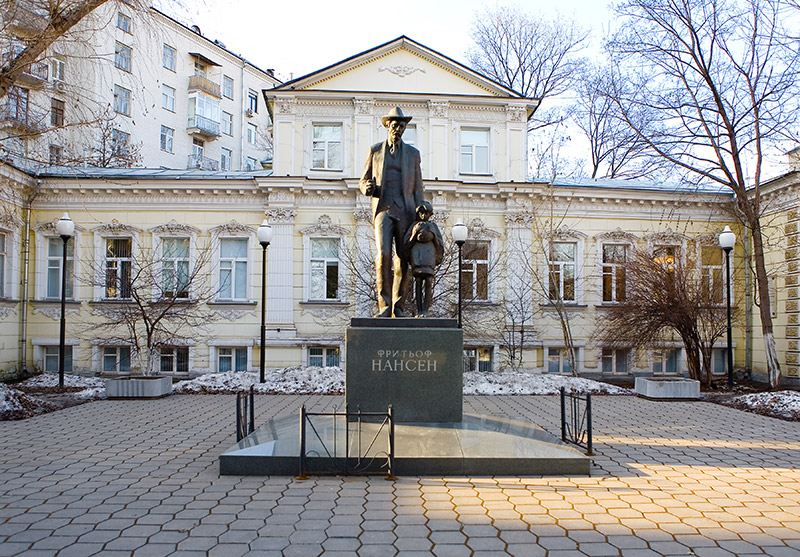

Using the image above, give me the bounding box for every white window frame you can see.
[222,75,234,99]
[162,44,176,71]
[461,240,490,302]
[0,226,19,300]
[99,345,132,374]
[154,235,192,299]
[33,338,79,374]
[247,123,257,145]
[159,345,191,375]
[460,127,491,175]
[114,42,131,72]
[651,347,683,376]
[92,225,139,301]
[304,237,344,302]
[601,347,630,375]
[211,231,254,302]
[220,147,232,170]
[310,122,344,171]
[306,346,341,368]
[245,157,257,171]
[601,243,628,303]
[113,84,131,116]
[700,244,725,305]
[51,57,65,83]
[463,347,493,373]
[221,111,232,135]
[548,241,578,303]
[209,339,253,373]
[161,84,175,112]
[547,346,577,375]
[35,225,79,302]
[160,125,174,153]
[116,11,131,33]
[247,89,258,113]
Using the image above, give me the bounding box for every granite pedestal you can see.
[346,317,462,422]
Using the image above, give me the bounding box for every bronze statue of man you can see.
[359,107,424,317]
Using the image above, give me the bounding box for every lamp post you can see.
[452,220,467,329]
[55,213,74,389]
[257,220,273,384]
[719,225,736,392]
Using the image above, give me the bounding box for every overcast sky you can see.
[178,0,613,82]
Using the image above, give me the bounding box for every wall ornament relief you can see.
[379,66,425,77]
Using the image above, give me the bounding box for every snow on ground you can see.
[19,373,106,390]
[723,390,800,421]
[173,367,345,394]
[463,372,632,395]
[0,383,56,420]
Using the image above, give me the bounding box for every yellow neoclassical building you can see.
[0,36,796,386]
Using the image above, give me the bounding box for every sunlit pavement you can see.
[1,394,799,556]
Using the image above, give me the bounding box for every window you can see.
[103,346,131,373]
[222,75,233,99]
[161,237,189,298]
[188,93,220,131]
[463,348,492,373]
[549,242,576,302]
[309,347,339,368]
[460,128,489,174]
[105,237,132,299]
[311,124,342,170]
[601,348,628,375]
[44,346,73,372]
[309,238,339,300]
[219,347,247,372]
[246,157,257,171]
[50,98,64,126]
[162,44,176,71]
[193,60,206,77]
[114,42,131,72]
[51,58,65,82]
[7,87,29,122]
[219,238,247,300]
[0,233,5,297]
[247,89,258,112]
[548,347,575,374]
[652,349,680,375]
[247,123,257,145]
[48,145,63,165]
[707,348,727,375]
[161,84,175,111]
[160,125,174,153]
[653,245,678,271]
[402,125,416,146]
[160,347,189,374]
[221,111,232,135]
[111,129,130,156]
[701,246,724,304]
[116,12,131,32]
[461,241,489,301]
[602,244,626,302]
[113,85,131,116]
[47,237,73,299]
[220,148,232,171]
[192,137,204,158]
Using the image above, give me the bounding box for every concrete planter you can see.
[106,376,173,399]
[635,377,700,400]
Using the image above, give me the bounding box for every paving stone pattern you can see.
[2,394,800,556]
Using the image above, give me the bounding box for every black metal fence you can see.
[560,387,593,455]
[235,385,255,442]
[297,405,395,480]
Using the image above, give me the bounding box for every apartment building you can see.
[0,4,280,171]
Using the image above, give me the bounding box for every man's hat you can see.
[381,106,413,127]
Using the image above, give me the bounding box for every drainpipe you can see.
[744,224,752,375]
[20,180,41,376]
[240,61,247,170]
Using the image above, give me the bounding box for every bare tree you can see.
[602,0,799,387]
[467,4,589,127]
[85,243,218,376]
[85,108,141,167]
[598,247,732,387]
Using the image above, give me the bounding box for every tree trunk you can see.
[682,336,702,381]
[749,218,782,387]
[699,347,713,388]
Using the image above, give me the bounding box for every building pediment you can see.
[268,36,535,102]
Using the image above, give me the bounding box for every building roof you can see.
[33,166,273,180]
[546,176,733,195]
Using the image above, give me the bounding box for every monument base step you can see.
[220,413,591,476]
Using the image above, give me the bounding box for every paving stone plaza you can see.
[1,394,800,556]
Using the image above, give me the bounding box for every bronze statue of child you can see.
[403,201,444,317]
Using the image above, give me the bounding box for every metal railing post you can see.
[235,393,242,442]
[249,385,255,435]
[387,405,396,480]
[297,405,308,480]
[560,387,566,442]
[586,393,593,456]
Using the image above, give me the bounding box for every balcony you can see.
[0,106,44,133]
[7,1,48,36]
[187,155,219,171]
[16,62,48,87]
[187,115,220,138]
[188,75,221,98]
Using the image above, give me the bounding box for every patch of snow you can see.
[464,371,632,395]
[729,390,800,421]
[173,366,345,395]
[0,383,56,420]
[19,373,105,390]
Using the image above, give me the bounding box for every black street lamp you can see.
[451,219,467,329]
[719,225,736,392]
[55,213,74,389]
[257,220,273,384]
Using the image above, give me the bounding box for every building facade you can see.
[1,5,280,172]
[0,34,796,385]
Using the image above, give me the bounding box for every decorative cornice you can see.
[595,228,638,244]
[0,306,17,319]
[428,100,449,118]
[0,213,22,231]
[353,99,375,115]
[209,308,256,321]
[468,218,500,240]
[275,96,296,114]
[431,209,450,224]
[92,220,141,235]
[646,228,687,245]
[301,303,349,320]
[265,208,297,223]
[353,208,372,223]
[149,219,200,236]
[300,215,349,237]
[504,212,535,226]
[379,65,425,77]
[34,306,78,320]
[549,225,588,241]
[506,105,527,122]
[694,232,718,246]
[210,220,255,236]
